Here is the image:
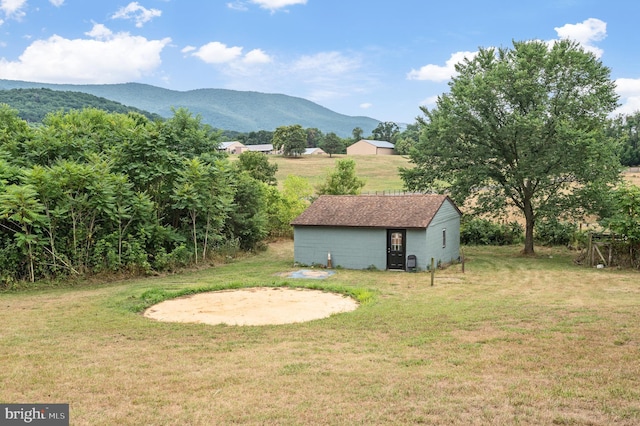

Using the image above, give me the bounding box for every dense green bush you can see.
[460,217,523,245]
[0,105,283,285]
[534,219,580,247]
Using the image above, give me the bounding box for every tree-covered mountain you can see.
[0,79,380,137]
[0,88,163,123]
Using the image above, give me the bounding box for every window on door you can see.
[391,232,403,251]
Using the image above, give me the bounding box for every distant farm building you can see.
[219,141,247,154]
[304,147,326,155]
[246,144,278,154]
[347,139,395,155]
[291,194,461,271]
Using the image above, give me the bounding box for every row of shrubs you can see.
[460,216,587,248]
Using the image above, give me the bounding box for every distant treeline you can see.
[0,88,164,123]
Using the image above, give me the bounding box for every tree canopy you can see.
[316,158,366,196]
[272,124,307,156]
[401,39,621,254]
[0,106,304,284]
[320,132,345,157]
[371,121,400,143]
[607,112,640,167]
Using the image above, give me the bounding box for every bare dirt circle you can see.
[143,287,358,326]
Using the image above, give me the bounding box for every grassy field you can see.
[1,242,639,425]
[267,153,640,194]
[269,154,411,193]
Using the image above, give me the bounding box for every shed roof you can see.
[246,144,274,152]
[291,194,460,229]
[220,141,243,148]
[358,139,395,149]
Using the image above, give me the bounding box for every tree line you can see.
[0,88,163,123]
[0,104,372,285]
[0,107,300,284]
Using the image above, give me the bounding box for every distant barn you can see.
[291,194,461,271]
[219,141,247,154]
[347,139,395,155]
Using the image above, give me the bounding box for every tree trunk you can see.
[191,210,198,264]
[523,197,535,255]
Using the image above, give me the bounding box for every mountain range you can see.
[0,79,381,138]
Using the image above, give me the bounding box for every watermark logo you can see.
[0,404,68,425]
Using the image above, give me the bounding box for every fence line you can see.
[361,190,437,196]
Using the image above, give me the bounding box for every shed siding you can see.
[375,147,395,156]
[294,227,387,270]
[346,140,376,155]
[424,200,461,266]
[405,229,428,270]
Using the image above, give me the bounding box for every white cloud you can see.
[85,23,113,40]
[614,78,640,116]
[292,51,360,75]
[0,0,27,21]
[112,2,162,28]
[207,49,373,104]
[191,42,243,64]
[554,18,606,58]
[0,24,171,84]
[227,2,249,11]
[243,49,272,64]
[420,95,439,107]
[284,52,372,102]
[407,51,477,82]
[49,0,64,6]
[189,42,272,66]
[250,0,306,11]
[360,103,372,109]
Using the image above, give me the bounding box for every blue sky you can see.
[0,0,639,124]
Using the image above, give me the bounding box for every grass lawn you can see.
[1,242,639,425]
[269,154,411,193]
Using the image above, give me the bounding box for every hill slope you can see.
[0,88,163,123]
[0,79,380,137]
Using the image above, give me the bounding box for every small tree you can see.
[235,151,278,186]
[351,127,363,142]
[264,175,313,238]
[321,132,344,158]
[601,183,640,263]
[272,124,307,157]
[316,158,366,196]
[0,184,47,282]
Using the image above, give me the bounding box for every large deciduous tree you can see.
[371,121,400,142]
[321,132,344,158]
[401,40,620,254]
[272,124,307,157]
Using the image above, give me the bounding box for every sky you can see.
[0,0,639,124]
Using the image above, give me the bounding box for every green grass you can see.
[269,154,412,192]
[1,242,639,425]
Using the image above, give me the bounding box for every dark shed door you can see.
[387,229,406,270]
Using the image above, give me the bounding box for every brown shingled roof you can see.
[291,194,459,228]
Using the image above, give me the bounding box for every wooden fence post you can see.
[430,257,435,286]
